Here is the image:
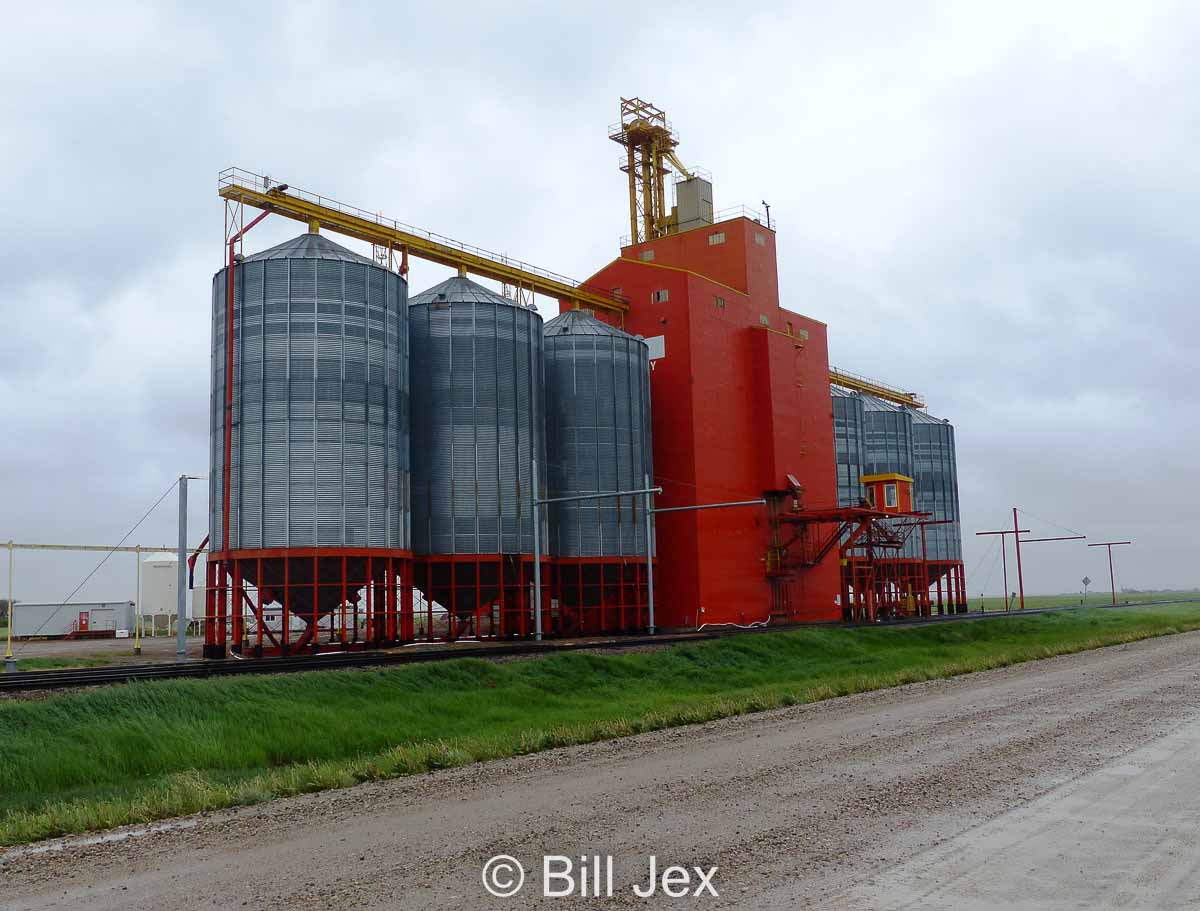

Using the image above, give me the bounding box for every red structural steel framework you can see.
[840,557,966,620]
[761,496,962,623]
[410,554,550,642]
[205,549,413,657]
[840,526,966,622]
[884,518,967,618]
[552,557,652,636]
[206,551,651,655]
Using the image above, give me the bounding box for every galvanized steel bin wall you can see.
[209,234,409,551]
[831,387,866,508]
[862,394,914,479]
[543,310,652,557]
[408,277,546,555]
[908,410,963,561]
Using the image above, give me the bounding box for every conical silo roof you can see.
[543,309,642,339]
[860,392,905,412]
[905,406,951,425]
[244,233,377,265]
[409,276,529,307]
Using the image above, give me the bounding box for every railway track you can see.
[3,598,1196,693]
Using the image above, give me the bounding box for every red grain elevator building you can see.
[567,214,842,628]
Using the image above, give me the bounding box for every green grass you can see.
[3,604,1200,847]
[974,589,1199,613]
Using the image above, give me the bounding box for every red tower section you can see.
[571,216,842,627]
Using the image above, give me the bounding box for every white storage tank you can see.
[139,555,189,619]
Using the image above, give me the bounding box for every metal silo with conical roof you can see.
[408,275,547,639]
[543,310,653,634]
[906,406,965,613]
[206,232,411,657]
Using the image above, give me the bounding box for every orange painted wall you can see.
[572,217,841,626]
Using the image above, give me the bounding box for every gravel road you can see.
[3,631,1200,909]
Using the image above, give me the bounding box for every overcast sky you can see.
[2,1,1195,608]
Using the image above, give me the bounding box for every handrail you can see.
[829,366,926,409]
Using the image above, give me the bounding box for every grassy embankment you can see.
[3,604,1200,846]
[11,592,1199,670]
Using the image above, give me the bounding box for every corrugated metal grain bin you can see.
[907,408,963,561]
[408,276,545,556]
[543,310,652,556]
[209,233,409,551]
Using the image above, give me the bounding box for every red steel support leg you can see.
[216,561,228,650]
[506,556,516,643]
[231,557,243,652]
[255,557,264,651]
[340,556,348,646]
[373,579,385,642]
[282,557,290,654]
[387,557,398,642]
[577,562,584,634]
[311,555,319,651]
[205,560,217,651]
[427,563,434,642]
[366,556,375,645]
[600,563,608,634]
[448,559,457,642]
[401,558,414,642]
[618,562,627,632]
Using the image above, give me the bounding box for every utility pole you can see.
[134,544,142,656]
[177,476,189,659]
[1012,508,1025,611]
[5,540,14,673]
[980,509,1085,611]
[644,475,656,634]
[976,525,1028,611]
[1088,541,1132,606]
